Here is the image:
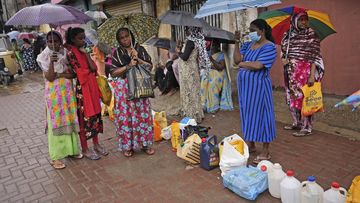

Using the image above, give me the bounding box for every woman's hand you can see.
[308,75,315,87]
[234,30,241,41]
[281,58,289,66]
[79,47,87,54]
[49,53,58,63]
[129,58,137,67]
[130,48,138,59]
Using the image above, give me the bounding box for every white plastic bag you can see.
[161,125,172,140]
[219,134,249,177]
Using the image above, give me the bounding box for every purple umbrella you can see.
[5,3,93,26]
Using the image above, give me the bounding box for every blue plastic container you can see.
[200,135,219,170]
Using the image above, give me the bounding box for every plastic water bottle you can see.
[300,176,324,203]
[323,182,347,203]
[280,170,301,203]
[268,163,286,198]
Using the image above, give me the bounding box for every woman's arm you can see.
[239,61,264,71]
[110,58,137,78]
[233,42,243,65]
[178,41,195,61]
[233,31,242,65]
[210,57,225,71]
[308,63,316,86]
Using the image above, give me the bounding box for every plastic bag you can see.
[96,75,112,106]
[161,125,172,140]
[176,134,201,164]
[171,122,181,150]
[126,64,154,100]
[223,166,268,200]
[301,82,324,117]
[219,134,249,176]
[347,175,360,203]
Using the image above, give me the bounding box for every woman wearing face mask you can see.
[110,27,154,157]
[281,12,324,137]
[233,19,277,164]
[37,31,82,169]
[65,27,108,160]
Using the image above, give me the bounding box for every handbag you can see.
[96,75,112,106]
[301,82,324,116]
[126,64,154,100]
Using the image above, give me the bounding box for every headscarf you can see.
[186,26,212,75]
[281,12,324,78]
[111,27,152,72]
[37,31,68,73]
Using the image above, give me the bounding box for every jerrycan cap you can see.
[331,182,340,189]
[307,176,316,182]
[260,165,267,172]
[201,138,207,143]
[286,170,294,177]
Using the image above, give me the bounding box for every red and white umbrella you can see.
[17,32,36,39]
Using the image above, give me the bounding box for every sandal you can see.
[284,123,302,130]
[83,150,101,160]
[50,160,66,169]
[94,145,109,156]
[293,129,312,137]
[123,150,134,157]
[253,154,271,164]
[141,147,155,155]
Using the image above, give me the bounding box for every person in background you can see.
[110,27,155,157]
[281,11,324,137]
[154,46,179,96]
[65,27,108,160]
[201,40,233,113]
[37,31,82,169]
[21,38,37,72]
[233,19,277,164]
[176,26,210,123]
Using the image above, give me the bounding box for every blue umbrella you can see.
[195,0,282,18]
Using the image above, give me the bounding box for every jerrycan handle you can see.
[339,187,347,196]
[207,135,218,147]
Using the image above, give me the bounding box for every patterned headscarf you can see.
[281,12,324,78]
[186,26,212,75]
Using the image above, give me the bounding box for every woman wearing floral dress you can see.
[37,31,82,169]
[111,27,154,157]
[65,27,108,160]
[281,12,324,136]
[22,38,37,72]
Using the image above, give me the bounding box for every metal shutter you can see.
[104,0,142,16]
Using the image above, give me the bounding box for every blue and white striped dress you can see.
[237,42,277,143]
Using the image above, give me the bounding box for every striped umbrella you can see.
[335,90,360,111]
[195,0,282,18]
[258,6,336,44]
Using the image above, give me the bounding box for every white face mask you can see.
[248,31,261,42]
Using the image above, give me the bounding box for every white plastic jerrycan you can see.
[280,170,301,203]
[268,163,286,198]
[257,160,274,172]
[300,176,324,203]
[323,182,347,203]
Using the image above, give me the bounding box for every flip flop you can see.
[50,160,66,169]
[83,151,101,160]
[94,146,109,156]
[141,147,155,155]
[293,130,312,137]
[284,124,302,130]
[123,150,134,157]
[253,154,271,164]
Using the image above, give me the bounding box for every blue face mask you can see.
[248,31,261,42]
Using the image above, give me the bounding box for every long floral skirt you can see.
[113,77,153,151]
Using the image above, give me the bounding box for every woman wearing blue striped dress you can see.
[233,19,277,164]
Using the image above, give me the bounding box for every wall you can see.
[267,0,360,95]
